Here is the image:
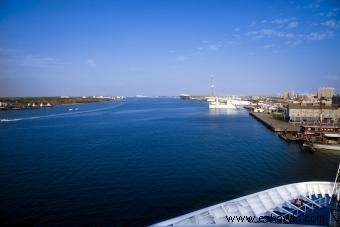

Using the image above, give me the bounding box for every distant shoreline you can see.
[0,96,123,111]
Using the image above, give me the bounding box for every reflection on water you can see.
[208,108,239,115]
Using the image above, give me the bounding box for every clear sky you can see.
[0,0,339,97]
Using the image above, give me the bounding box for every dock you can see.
[250,112,299,132]
[249,112,300,143]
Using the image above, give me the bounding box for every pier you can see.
[250,112,299,132]
[250,112,301,142]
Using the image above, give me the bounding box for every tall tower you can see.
[210,76,215,97]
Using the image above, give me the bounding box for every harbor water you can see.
[0,98,339,226]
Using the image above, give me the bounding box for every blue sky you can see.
[0,0,339,97]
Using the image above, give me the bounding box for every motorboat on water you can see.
[303,143,340,151]
[150,164,340,226]
[303,133,340,151]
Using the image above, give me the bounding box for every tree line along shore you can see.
[0,96,122,110]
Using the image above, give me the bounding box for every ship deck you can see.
[150,182,338,226]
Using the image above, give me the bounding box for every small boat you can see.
[325,133,340,139]
[75,108,79,111]
[68,108,73,111]
[303,142,340,151]
[303,133,340,151]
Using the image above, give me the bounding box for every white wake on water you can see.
[0,102,125,123]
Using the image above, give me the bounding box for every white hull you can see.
[208,103,236,109]
[230,99,251,106]
[303,142,340,151]
[208,98,236,109]
[150,181,336,226]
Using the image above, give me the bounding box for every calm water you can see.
[0,98,339,226]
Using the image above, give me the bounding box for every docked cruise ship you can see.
[150,165,340,226]
[207,97,237,109]
[207,78,251,109]
[207,78,237,109]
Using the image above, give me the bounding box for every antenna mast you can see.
[210,76,215,97]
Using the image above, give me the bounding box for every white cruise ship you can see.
[206,78,244,109]
[208,97,236,109]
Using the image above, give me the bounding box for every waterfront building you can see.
[333,94,340,105]
[283,91,295,100]
[317,87,336,100]
[288,103,340,125]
